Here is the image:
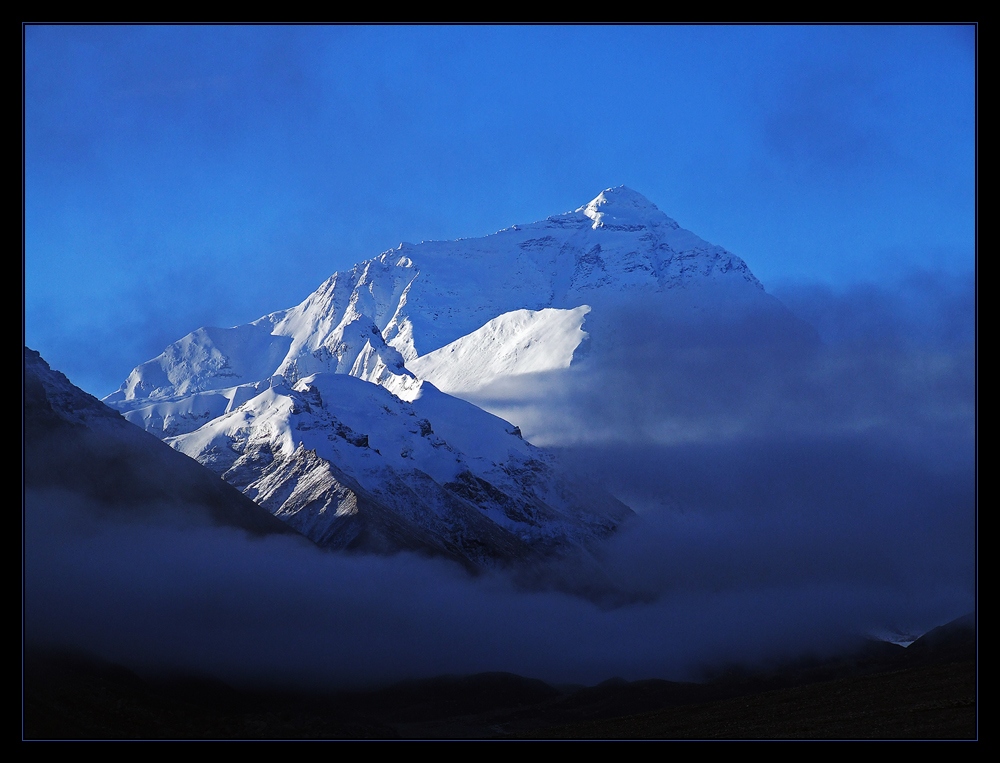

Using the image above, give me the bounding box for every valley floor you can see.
[23,647,975,741]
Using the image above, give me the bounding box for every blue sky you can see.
[24,24,975,397]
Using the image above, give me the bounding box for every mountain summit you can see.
[579,185,673,230]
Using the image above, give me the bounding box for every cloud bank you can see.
[23,272,974,690]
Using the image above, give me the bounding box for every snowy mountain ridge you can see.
[106,186,766,417]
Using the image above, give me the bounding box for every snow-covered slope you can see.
[407,306,591,395]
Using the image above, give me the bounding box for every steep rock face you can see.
[166,373,631,569]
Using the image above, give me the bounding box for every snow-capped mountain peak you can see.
[578,185,677,231]
[101,187,807,567]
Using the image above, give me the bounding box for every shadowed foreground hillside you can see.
[24,614,975,740]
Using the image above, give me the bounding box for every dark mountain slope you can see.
[24,346,297,537]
